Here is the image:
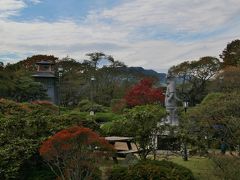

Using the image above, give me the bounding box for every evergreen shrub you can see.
[95,112,122,123]
[108,160,195,180]
[78,99,108,112]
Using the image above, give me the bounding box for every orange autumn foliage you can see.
[39,126,114,179]
[40,126,113,159]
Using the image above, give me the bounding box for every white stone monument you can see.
[165,74,180,126]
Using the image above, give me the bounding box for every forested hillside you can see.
[0,53,166,106]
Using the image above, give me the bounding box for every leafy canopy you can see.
[169,56,220,105]
[220,39,240,67]
[124,105,166,159]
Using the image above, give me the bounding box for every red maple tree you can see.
[39,126,113,180]
[124,78,165,107]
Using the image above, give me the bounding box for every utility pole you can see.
[90,76,96,116]
[58,66,63,115]
[183,100,189,161]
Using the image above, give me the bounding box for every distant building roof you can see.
[36,60,55,65]
[32,72,56,78]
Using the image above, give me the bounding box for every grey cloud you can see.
[1,0,240,72]
[13,42,128,52]
[98,0,240,33]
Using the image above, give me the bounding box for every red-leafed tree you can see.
[124,78,165,107]
[39,126,113,180]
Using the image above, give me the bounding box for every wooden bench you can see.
[105,136,139,163]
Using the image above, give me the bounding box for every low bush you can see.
[94,112,123,123]
[31,100,58,113]
[100,119,128,136]
[78,99,108,112]
[0,98,31,115]
[107,160,195,180]
[49,111,100,133]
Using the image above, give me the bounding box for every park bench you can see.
[105,136,139,163]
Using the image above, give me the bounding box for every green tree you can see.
[93,62,129,106]
[86,52,114,69]
[0,56,54,102]
[169,56,220,105]
[220,39,240,67]
[211,66,240,93]
[186,92,240,154]
[0,99,100,179]
[124,105,166,160]
[0,100,55,179]
[57,57,86,106]
[58,54,130,106]
[0,67,47,102]
[101,105,166,160]
[0,70,15,98]
[12,75,48,102]
[81,53,145,106]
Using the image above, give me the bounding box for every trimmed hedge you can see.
[108,160,195,180]
[78,99,108,112]
[94,112,123,123]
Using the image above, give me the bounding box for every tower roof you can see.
[36,60,55,65]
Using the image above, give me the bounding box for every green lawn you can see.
[101,155,219,180]
[27,156,219,180]
[167,156,218,180]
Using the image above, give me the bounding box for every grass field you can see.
[29,155,219,180]
[167,156,219,180]
[102,155,219,180]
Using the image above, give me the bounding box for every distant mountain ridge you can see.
[128,66,166,84]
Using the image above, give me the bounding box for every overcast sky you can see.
[0,0,240,72]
